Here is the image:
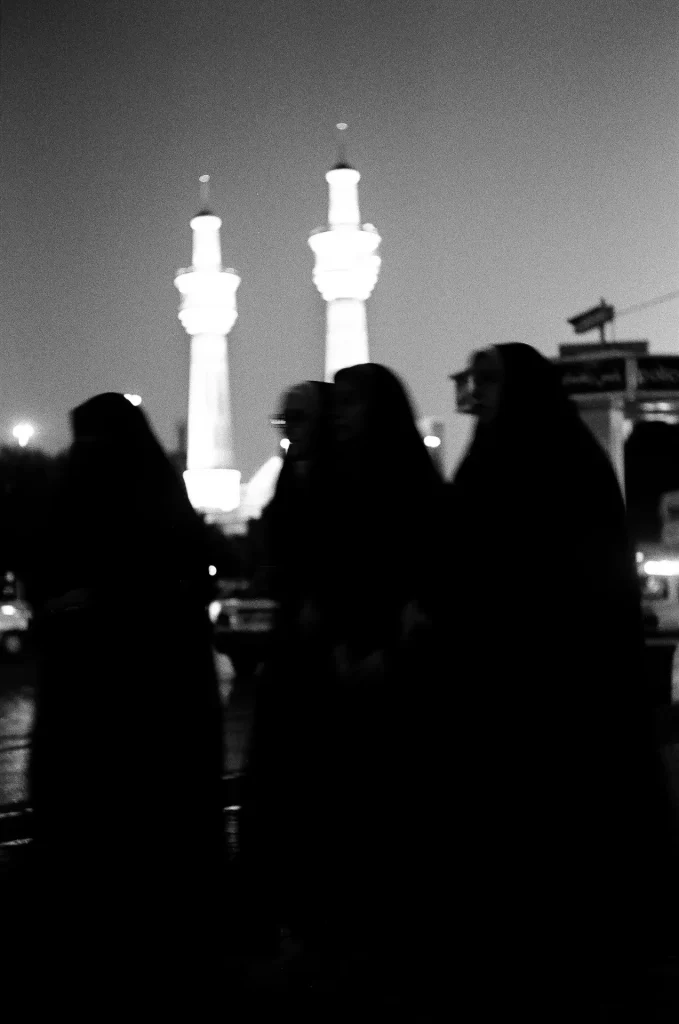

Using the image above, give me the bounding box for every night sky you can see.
[1,0,678,478]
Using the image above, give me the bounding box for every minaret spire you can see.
[335,122,350,168]
[199,173,211,211]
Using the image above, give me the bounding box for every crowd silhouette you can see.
[11,351,679,1018]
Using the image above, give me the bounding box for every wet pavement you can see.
[0,653,246,812]
[0,659,33,807]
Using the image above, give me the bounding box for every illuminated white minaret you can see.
[309,125,381,382]
[174,175,241,513]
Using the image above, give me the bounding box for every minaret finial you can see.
[199,173,211,209]
[335,123,349,167]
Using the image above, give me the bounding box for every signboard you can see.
[637,357,679,392]
[558,358,627,396]
[559,340,648,361]
[567,302,615,335]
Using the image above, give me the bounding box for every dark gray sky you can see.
[1,0,678,477]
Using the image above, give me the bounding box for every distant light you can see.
[423,435,441,448]
[208,565,217,576]
[124,394,142,406]
[208,599,221,623]
[336,122,348,131]
[280,438,290,451]
[199,174,210,184]
[12,423,35,447]
[644,560,679,577]
[1,605,16,615]
[636,552,644,564]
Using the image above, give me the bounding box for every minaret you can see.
[308,125,381,382]
[174,175,241,513]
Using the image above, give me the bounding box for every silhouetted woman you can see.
[29,394,224,1003]
[238,381,335,956]
[450,343,677,1020]
[319,362,447,1000]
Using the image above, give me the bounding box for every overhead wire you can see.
[616,290,679,318]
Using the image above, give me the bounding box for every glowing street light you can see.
[12,423,35,447]
[280,438,290,451]
[124,394,142,406]
[423,435,441,448]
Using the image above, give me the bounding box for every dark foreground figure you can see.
[20,394,225,1008]
[239,367,450,1015]
[237,381,336,955]
[449,344,679,1021]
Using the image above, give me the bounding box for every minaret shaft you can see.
[187,333,234,469]
[325,299,369,382]
[175,200,241,513]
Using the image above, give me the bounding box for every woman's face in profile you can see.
[283,386,321,461]
[470,348,503,424]
[333,378,366,445]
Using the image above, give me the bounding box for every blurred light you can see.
[124,394,142,406]
[642,414,679,426]
[643,576,669,600]
[1,605,16,615]
[636,551,644,564]
[644,560,679,577]
[423,435,441,448]
[184,468,241,512]
[12,423,34,447]
[208,599,221,623]
[280,438,290,451]
[208,565,217,577]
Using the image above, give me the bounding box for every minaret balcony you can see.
[175,267,240,291]
[312,260,381,302]
[178,303,239,337]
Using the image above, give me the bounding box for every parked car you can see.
[637,545,679,634]
[0,572,32,657]
[213,592,277,678]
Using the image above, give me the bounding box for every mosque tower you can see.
[174,175,241,513]
[308,125,381,382]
